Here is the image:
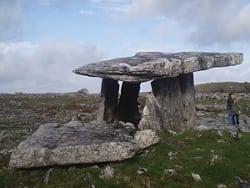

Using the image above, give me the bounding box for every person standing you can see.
[231,95,240,128]
[226,93,234,124]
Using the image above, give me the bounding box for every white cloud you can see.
[122,0,250,46]
[123,0,184,18]
[0,41,106,93]
[0,0,249,94]
[225,4,250,41]
[0,0,23,40]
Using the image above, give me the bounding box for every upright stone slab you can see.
[180,73,196,130]
[138,73,195,131]
[116,82,141,126]
[98,78,119,123]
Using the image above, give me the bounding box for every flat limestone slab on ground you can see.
[9,121,159,168]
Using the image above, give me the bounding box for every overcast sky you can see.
[0,0,249,93]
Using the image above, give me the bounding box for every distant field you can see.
[195,82,250,93]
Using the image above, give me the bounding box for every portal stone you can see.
[98,78,119,123]
[138,73,195,132]
[116,82,141,126]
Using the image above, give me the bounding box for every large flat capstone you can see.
[9,121,159,168]
[73,52,243,82]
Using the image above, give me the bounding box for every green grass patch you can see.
[0,130,250,187]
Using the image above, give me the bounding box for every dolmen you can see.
[74,52,243,132]
[9,51,243,168]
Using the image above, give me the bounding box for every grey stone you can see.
[191,156,203,160]
[115,82,141,126]
[217,131,223,137]
[0,130,9,142]
[217,184,227,188]
[139,73,195,132]
[192,172,202,182]
[235,176,250,188]
[168,151,179,160]
[194,125,212,131]
[65,120,82,127]
[73,52,243,82]
[99,165,114,179]
[137,167,148,175]
[196,116,250,133]
[123,122,136,133]
[134,129,159,150]
[98,78,119,123]
[163,169,176,176]
[9,121,159,168]
[210,154,219,166]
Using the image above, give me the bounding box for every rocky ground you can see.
[195,92,250,132]
[0,88,250,187]
[1,91,249,155]
[0,93,100,154]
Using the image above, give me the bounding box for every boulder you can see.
[134,129,159,150]
[9,121,159,168]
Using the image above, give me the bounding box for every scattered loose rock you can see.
[168,151,178,160]
[210,154,219,166]
[217,184,227,188]
[235,176,250,188]
[192,172,202,182]
[99,165,114,180]
[163,169,176,176]
[231,131,241,141]
[134,129,159,150]
[137,167,148,175]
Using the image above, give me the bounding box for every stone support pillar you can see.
[138,73,195,132]
[116,82,141,126]
[98,78,119,123]
[179,73,196,130]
